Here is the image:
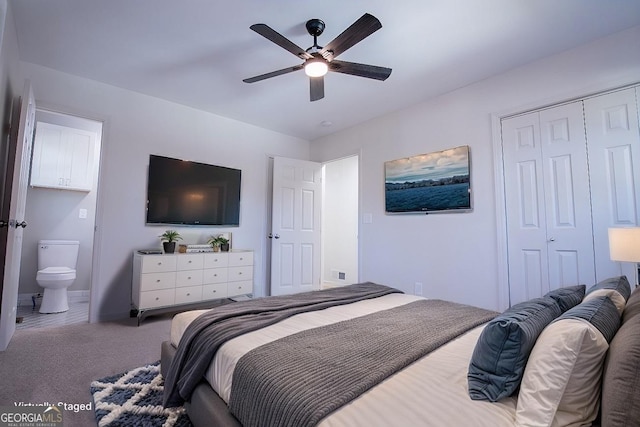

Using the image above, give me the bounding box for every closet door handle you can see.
[548,237,556,242]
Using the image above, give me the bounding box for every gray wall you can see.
[311,26,640,312]
[16,61,310,322]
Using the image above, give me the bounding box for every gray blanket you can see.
[229,299,497,427]
[163,282,402,407]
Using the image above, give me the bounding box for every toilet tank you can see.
[38,240,80,270]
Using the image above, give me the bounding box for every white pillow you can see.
[515,318,609,427]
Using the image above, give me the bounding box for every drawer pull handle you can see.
[240,257,243,260]
[155,297,160,301]
[157,262,162,265]
[187,293,191,296]
[214,274,218,277]
[188,260,192,263]
[156,279,161,282]
[238,272,243,275]
[188,276,191,280]
[213,290,217,293]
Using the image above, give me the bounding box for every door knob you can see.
[548,237,555,242]
[274,234,280,239]
[268,233,273,239]
[15,221,27,229]
[0,220,7,228]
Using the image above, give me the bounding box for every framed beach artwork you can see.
[384,145,472,214]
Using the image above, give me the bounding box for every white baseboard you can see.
[321,282,343,289]
[18,290,90,307]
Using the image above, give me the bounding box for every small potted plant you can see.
[159,230,182,254]
[208,235,230,252]
[217,236,230,252]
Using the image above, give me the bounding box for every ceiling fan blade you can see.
[250,24,313,60]
[320,13,382,60]
[310,76,324,102]
[243,64,304,83]
[329,60,392,81]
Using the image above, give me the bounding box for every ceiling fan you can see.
[243,13,392,102]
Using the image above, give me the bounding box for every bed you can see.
[161,279,640,427]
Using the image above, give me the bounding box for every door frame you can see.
[31,101,107,324]
[491,80,640,311]
[263,151,361,296]
[320,153,360,288]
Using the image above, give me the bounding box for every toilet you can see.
[36,240,79,314]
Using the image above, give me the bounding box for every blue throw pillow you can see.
[544,285,586,312]
[560,295,621,343]
[586,276,631,301]
[584,276,631,315]
[467,296,562,402]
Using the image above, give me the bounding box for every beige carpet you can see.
[0,314,173,427]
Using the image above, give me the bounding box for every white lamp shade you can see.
[608,227,640,262]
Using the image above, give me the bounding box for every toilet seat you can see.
[36,266,76,281]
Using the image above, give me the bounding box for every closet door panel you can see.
[502,113,548,305]
[585,88,640,282]
[539,101,595,291]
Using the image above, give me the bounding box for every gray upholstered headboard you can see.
[600,285,640,426]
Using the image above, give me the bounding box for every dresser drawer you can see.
[202,283,228,300]
[139,289,175,309]
[203,253,229,268]
[177,254,204,271]
[175,286,202,304]
[228,266,253,282]
[176,270,203,288]
[227,280,252,297]
[140,272,176,291]
[141,255,177,273]
[203,268,228,284]
[228,252,253,267]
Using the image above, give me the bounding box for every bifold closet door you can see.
[585,87,640,283]
[502,101,595,306]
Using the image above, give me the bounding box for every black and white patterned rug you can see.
[90,361,192,427]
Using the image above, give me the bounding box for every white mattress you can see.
[170,293,517,426]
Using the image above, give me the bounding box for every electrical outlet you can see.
[414,282,423,296]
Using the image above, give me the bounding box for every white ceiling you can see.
[9,0,640,141]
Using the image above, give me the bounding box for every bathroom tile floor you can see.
[16,300,89,330]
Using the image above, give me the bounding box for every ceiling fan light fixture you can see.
[304,59,328,77]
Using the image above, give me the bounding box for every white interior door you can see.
[502,111,549,304]
[539,102,595,290]
[0,81,36,350]
[585,87,640,283]
[270,157,322,296]
[502,100,595,306]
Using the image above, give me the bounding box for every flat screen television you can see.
[146,155,241,226]
[384,145,472,214]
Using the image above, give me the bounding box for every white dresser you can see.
[132,250,253,322]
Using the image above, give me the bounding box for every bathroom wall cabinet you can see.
[30,122,98,191]
[132,250,254,323]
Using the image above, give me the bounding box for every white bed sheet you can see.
[170,293,516,426]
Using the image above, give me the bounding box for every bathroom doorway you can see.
[16,109,102,329]
[321,154,359,288]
